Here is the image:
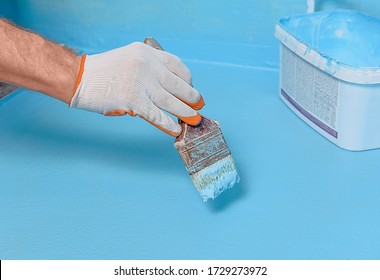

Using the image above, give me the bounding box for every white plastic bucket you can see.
[275,10,380,151]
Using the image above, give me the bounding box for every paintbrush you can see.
[144,37,240,201]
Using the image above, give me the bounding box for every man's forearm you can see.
[0,19,81,104]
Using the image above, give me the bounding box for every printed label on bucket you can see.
[281,45,339,138]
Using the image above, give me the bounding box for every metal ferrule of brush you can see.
[174,118,231,175]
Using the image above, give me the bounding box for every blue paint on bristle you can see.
[191,155,240,201]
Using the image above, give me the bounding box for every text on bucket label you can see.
[281,45,339,138]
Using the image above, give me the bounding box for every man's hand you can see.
[70,42,204,136]
[0,19,81,103]
[0,19,204,136]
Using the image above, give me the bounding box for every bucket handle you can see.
[307,0,315,13]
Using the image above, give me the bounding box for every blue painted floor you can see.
[1,57,380,259]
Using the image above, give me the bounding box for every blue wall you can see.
[0,0,306,66]
[1,0,380,65]
[0,0,17,19]
[315,0,380,17]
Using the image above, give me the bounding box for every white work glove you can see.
[70,42,204,136]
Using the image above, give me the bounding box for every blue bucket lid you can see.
[275,10,380,84]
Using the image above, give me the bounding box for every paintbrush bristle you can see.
[191,155,240,201]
